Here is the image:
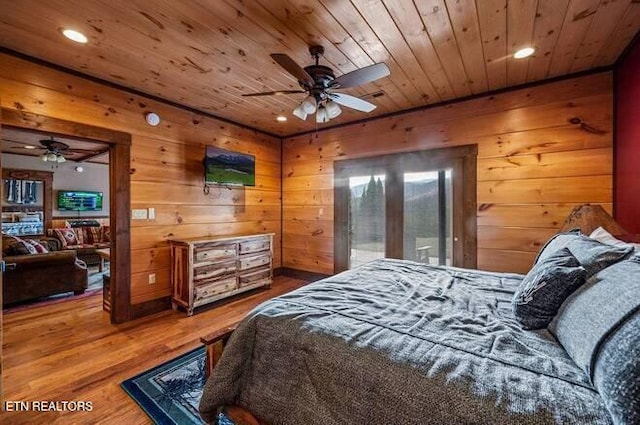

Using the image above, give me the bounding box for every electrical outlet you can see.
[132,209,148,220]
[148,207,155,220]
[148,273,156,284]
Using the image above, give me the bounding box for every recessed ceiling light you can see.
[61,28,88,44]
[514,47,535,59]
[276,115,287,122]
[23,145,37,149]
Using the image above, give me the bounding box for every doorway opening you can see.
[1,127,111,312]
[1,108,131,323]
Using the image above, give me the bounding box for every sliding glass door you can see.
[334,145,477,273]
[349,175,386,268]
[403,170,452,266]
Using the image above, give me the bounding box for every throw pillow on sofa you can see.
[25,239,49,253]
[512,247,587,330]
[8,236,38,255]
[549,255,640,424]
[51,228,79,248]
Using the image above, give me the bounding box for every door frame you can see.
[334,145,477,273]
[1,108,132,323]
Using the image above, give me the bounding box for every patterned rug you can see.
[122,347,207,425]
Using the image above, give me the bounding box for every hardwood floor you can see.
[1,276,307,424]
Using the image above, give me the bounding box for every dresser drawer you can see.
[194,243,237,264]
[239,253,271,271]
[239,237,270,255]
[239,269,271,288]
[194,277,236,302]
[193,260,236,282]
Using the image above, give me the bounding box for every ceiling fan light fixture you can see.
[47,152,58,162]
[56,155,66,163]
[292,104,308,120]
[301,96,317,114]
[316,106,329,123]
[325,101,342,119]
[41,153,49,162]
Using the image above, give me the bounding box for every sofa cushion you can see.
[51,228,79,248]
[512,247,586,330]
[549,255,640,379]
[66,242,110,250]
[102,225,111,242]
[84,226,103,244]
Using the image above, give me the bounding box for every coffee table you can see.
[96,248,110,272]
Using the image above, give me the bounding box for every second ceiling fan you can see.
[243,45,390,123]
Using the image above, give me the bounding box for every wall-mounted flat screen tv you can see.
[204,145,255,186]
[58,191,103,211]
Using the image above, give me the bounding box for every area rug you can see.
[122,347,208,425]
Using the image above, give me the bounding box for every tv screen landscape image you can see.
[58,191,103,211]
[204,145,255,186]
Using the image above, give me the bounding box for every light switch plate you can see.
[132,209,148,220]
[148,207,155,220]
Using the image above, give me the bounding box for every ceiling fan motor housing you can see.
[303,64,335,100]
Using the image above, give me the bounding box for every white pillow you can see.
[589,227,640,251]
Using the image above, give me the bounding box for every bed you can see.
[199,236,640,425]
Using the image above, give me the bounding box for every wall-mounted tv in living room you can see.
[204,145,255,186]
[58,190,103,211]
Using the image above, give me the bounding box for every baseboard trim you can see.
[130,296,172,320]
[276,267,330,282]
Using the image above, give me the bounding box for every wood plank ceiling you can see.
[0,0,638,136]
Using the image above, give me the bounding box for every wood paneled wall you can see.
[0,53,282,306]
[282,72,613,274]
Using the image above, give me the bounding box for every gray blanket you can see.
[199,259,612,424]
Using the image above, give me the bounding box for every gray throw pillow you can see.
[565,235,634,277]
[534,228,582,265]
[512,248,587,330]
[549,256,640,379]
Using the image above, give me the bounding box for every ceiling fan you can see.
[243,45,390,123]
[38,137,72,163]
[1,136,101,163]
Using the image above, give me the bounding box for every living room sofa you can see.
[48,224,110,267]
[2,236,88,305]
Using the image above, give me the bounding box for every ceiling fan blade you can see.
[270,54,314,87]
[242,90,306,97]
[328,93,377,113]
[331,63,390,89]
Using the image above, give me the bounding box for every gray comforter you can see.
[199,259,612,424]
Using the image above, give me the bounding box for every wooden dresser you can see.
[169,233,274,315]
